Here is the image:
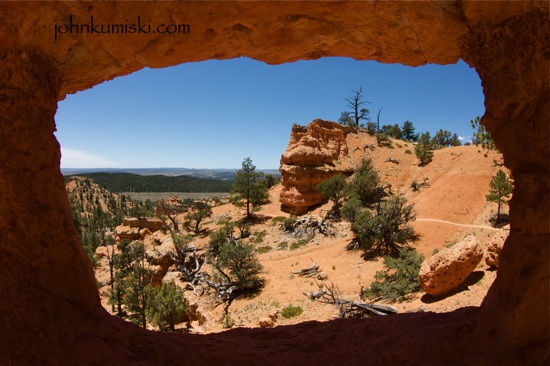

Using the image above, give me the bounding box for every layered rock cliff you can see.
[279,120,355,215]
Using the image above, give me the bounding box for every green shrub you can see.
[376,133,391,147]
[252,230,267,243]
[396,143,403,148]
[281,216,297,232]
[340,197,363,223]
[415,143,434,166]
[208,224,234,257]
[316,174,348,208]
[271,216,287,224]
[145,282,189,331]
[348,158,386,206]
[216,241,263,291]
[257,245,272,254]
[363,248,424,302]
[281,305,303,319]
[222,313,235,329]
[277,241,289,250]
[290,238,309,251]
[235,219,251,239]
[352,196,418,255]
[445,240,458,248]
[404,149,412,154]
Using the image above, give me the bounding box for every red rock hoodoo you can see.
[279,120,354,214]
[0,2,548,365]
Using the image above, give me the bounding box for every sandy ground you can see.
[95,133,506,334]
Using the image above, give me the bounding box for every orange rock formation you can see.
[279,120,354,214]
[0,2,548,365]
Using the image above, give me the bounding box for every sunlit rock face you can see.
[279,120,354,215]
[0,1,547,365]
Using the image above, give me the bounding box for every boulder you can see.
[95,246,108,258]
[485,225,510,268]
[419,235,484,297]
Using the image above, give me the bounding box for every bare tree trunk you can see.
[168,215,179,231]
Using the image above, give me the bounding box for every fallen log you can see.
[292,259,321,277]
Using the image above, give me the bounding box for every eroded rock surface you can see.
[485,225,510,269]
[279,120,354,214]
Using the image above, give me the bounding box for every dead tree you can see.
[157,200,187,231]
[285,216,334,237]
[293,259,321,278]
[320,283,397,319]
[184,272,210,297]
[169,234,205,284]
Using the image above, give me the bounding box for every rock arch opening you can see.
[56,56,493,333]
[0,2,547,364]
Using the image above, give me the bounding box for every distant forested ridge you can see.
[65,173,233,193]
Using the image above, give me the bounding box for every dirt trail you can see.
[415,218,500,231]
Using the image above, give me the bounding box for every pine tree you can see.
[348,159,386,206]
[401,120,418,141]
[415,143,434,166]
[486,169,513,225]
[471,115,495,150]
[351,196,418,255]
[122,241,153,329]
[231,157,269,219]
[431,129,461,148]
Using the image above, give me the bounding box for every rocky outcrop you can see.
[0,2,547,365]
[419,235,484,297]
[114,217,164,241]
[145,235,175,267]
[485,225,510,269]
[122,217,164,231]
[279,120,354,214]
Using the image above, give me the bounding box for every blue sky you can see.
[55,57,484,169]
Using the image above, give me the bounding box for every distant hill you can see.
[61,167,281,181]
[64,172,233,193]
